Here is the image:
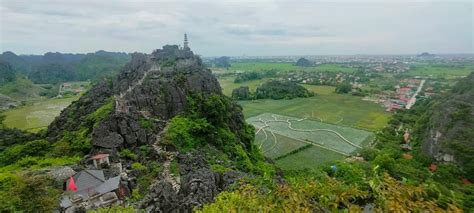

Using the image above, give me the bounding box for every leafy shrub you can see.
[119,149,138,160]
[57,128,92,155]
[255,80,314,100]
[0,173,60,212]
[0,140,51,166]
[162,116,210,151]
[138,117,155,129]
[335,83,352,94]
[132,162,146,171]
[372,154,396,174]
[85,97,114,126]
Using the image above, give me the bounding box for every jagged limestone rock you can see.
[47,45,250,211]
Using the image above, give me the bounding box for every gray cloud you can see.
[0,0,472,56]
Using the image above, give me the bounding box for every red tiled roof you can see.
[90,153,109,160]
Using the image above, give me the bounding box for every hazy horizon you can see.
[1,0,473,56]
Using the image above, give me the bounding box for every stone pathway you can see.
[151,135,181,192]
[115,64,160,113]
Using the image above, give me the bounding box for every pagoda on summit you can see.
[183,33,190,50]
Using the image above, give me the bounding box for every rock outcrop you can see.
[47,44,252,211]
[421,72,474,178]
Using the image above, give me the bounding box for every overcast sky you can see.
[1,0,472,56]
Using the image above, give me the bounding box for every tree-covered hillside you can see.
[420,72,474,179]
[0,51,130,84]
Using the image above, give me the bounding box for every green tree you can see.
[335,83,352,94]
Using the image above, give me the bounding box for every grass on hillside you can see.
[2,96,80,132]
[228,62,355,73]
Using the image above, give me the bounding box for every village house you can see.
[60,169,128,212]
[90,153,110,169]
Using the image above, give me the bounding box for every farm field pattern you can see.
[247,113,374,169]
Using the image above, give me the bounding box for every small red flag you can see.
[67,176,77,191]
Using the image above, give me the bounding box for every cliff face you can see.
[47,45,261,211]
[421,72,474,177]
[91,46,221,151]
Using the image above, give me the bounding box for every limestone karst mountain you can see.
[421,72,474,179]
[45,44,268,211]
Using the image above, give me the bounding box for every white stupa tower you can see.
[183,33,190,50]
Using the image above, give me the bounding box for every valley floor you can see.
[2,96,80,132]
[248,113,373,169]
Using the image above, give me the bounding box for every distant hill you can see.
[0,51,131,84]
[0,60,49,109]
[0,60,16,86]
[295,57,312,67]
[0,51,32,75]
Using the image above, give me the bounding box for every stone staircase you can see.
[151,135,181,192]
[115,64,160,113]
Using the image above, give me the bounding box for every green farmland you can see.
[247,113,373,169]
[238,88,390,131]
[216,74,390,131]
[406,64,473,78]
[218,76,272,96]
[2,96,79,132]
[229,62,355,73]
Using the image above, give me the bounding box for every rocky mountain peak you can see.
[45,44,261,211]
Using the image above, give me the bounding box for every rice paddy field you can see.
[406,64,473,78]
[229,62,355,73]
[248,113,374,170]
[239,94,390,132]
[2,96,79,132]
[216,76,390,131]
[218,76,272,97]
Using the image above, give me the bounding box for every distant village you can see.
[284,69,438,112]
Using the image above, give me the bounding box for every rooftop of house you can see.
[90,153,110,160]
[61,170,121,209]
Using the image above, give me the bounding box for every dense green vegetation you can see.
[0,96,115,211]
[164,93,273,175]
[199,93,473,211]
[0,172,61,212]
[233,70,276,83]
[0,60,16,86]
[232,80,314,100]
[0,60,57,104]
[419,72,474,180]
[335,83,352,94]
[0,51,130,84]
